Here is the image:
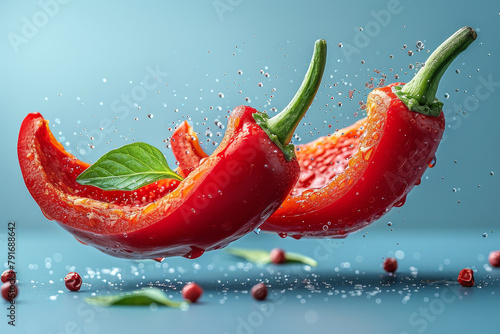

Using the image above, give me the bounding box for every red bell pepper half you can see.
[172,27,476,239]
[18,40,327,259]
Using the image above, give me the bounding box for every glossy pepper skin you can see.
[172,27,476,239]
[18,108,299,259]
[262,82,445,237]
[18,39,327,259]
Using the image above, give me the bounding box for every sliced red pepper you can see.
[172,27,476,239]
[18,108,299,259]
[18,40,327,259]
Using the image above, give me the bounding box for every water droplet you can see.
[148,113,154,118]
[338,43,343,48]
[389,54,394,59]
[394,195,407,208]
[455,69,460,74]
[278,232,287,238]
[253,228,261,235]
[483,233,488,238]
[444,93,449,99]
[238,70,243,75]
[387,222,392,226]
[184,247,205,259]
[416,41,425,51]
[490,171,494,176]
[258,82,263,87]
[218,93,224,98]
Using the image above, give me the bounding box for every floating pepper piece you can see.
[173,27,476,238]
[18,40,327,258]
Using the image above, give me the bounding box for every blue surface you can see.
[2,224,500,334]
[1,0,500,333]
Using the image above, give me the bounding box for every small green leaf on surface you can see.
[84,288,189,310]
[225,248,318,267]
[284,252,318,267]
[76,142,183,191]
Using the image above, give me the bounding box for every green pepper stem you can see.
[397,26,476,116]
[266,39,327,146]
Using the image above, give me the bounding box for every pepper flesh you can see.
[171,121,209,178]
[18,108,299,259]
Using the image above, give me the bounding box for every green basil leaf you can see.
[225,248,318,267]
[284,252,318,267]
[84,288,189,309]
[76,142,183,191]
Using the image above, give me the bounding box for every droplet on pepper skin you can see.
[457,268,474,287]
[182,282,203,303]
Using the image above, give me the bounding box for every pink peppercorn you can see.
[457,268,474,287]
[1,270,16,284]
[1,283,18,301]
[182,282,203,303]
[383,257,398,273]
[64,272,82,291]
[270,248,287,264]
[488,251,500,268]
[251,283,268,301]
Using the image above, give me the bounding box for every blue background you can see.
[1,1,499,333]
